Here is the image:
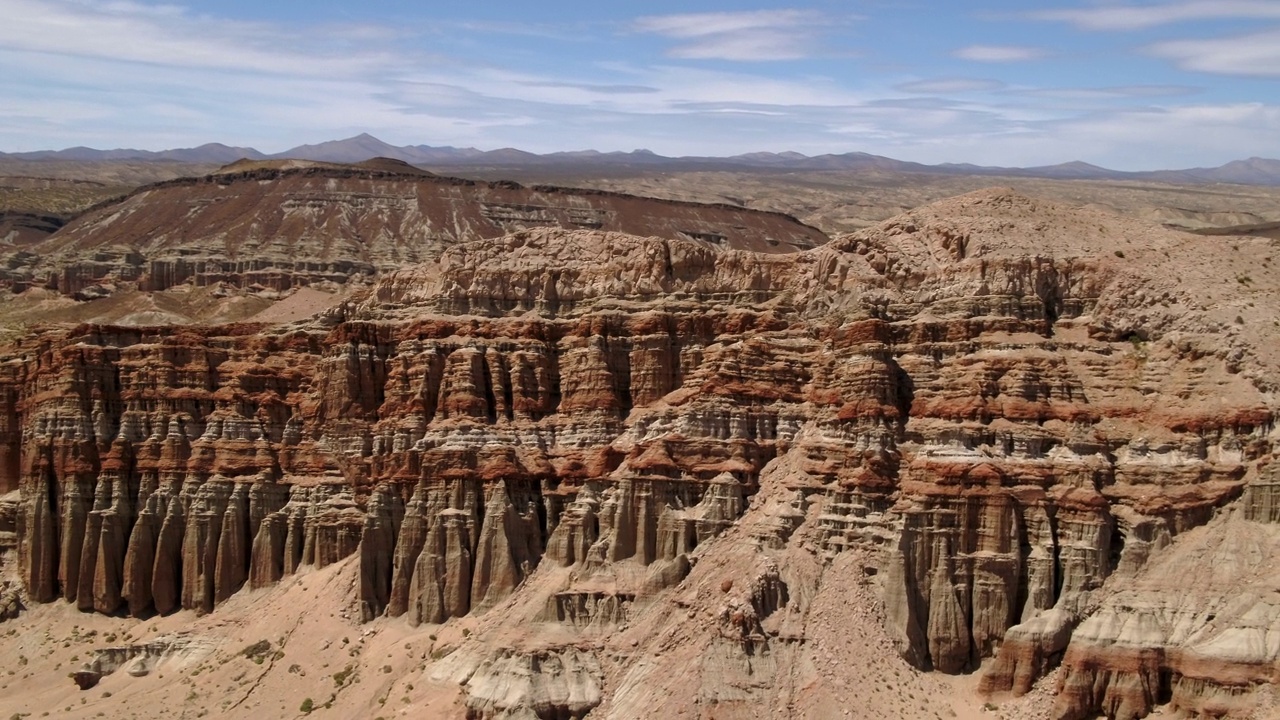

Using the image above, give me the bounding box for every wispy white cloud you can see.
[633,10,824,39]
[953,45,1047,62]
[1032,1,1280,30]
[0,0,394,77]
[896,77,1006,94]
[1011,85,1201,99]
[520,81,659,95]
[449,19,595,41]
[632,10,833,61]
[1148,28,1280,76]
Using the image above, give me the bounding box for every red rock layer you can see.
[3,190,1277,718]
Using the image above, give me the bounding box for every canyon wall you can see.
[1,190,1277,719]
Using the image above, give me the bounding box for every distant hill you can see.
[1178,157,1280,185]
[3,142,266,164]
[4,134,1280,186]
[5,158,827,304]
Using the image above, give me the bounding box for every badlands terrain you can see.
[0,154,1278,720]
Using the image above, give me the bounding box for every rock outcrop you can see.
[2,189,1278,718]
[431,646,604,719]
[0,580,20,622]
[70,633,216,689]
[0,490,16,547]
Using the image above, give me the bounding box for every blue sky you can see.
[1,0,1278,169]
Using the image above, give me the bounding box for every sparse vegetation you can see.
[0,178,128,215]
[332,664,355,687]
[240,639,273,665]
[299,698,314,714]
[430,646,454,660]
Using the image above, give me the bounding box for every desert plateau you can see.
[4,2,1280,719]
[0,145,1277,720]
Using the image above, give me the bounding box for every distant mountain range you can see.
[5,133,1280,186]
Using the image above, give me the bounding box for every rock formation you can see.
[70,633,216,689]
[3,159,825,299]
[1,188,1278,718]
[0,580,19,622]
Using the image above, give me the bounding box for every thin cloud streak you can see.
[0,0,394,77]
[1008,85,1201,99]
[519,81,660,95]
[896,78,1007,94]
[1032,1,1280,30]
[632,10,825,38]
[1149,29,1280,76]
[632,9,834,61]
[953,45,1047,62]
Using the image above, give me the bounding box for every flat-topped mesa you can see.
[8,160,828,298]
[2,188,1278,718]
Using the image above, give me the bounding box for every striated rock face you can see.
[0,211,63,248]
[1044,466,1280,720]
[7,160,826,299]
[2,188,1278,718]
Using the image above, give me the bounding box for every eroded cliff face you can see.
[2,189,1277,719]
